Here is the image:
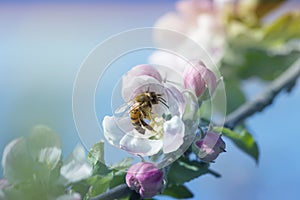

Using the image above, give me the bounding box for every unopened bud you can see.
[126,162,163,198]
[195,132,226,162]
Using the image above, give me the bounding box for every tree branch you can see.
[88,58,300,200]
[89,184,135,200]
[224,58,300,129]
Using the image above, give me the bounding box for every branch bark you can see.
[89,184,134,200]
[89,58,300,200]
[224,58,300,129]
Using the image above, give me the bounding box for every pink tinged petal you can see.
[149,51,187,85]
[0,179,9,190]
[122,75,163,102]
[119,134,163,157]
[163,116,185,153]
[196,132,226,162]
[183,61,217,97]
[125,64,162,82]
[183,65,206,97]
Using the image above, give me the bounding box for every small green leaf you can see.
[162,185,193,199]
[109,171,126,189]
[88,141,105,166]
[215,127,259,163]
[167,158,210,185]
[92,161,111,176]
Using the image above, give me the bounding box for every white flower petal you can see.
[120,134,163,156]
[103,116,132,146]
[38,147,62,170]
[149,51,187,84]
[164,85,185,116]
[163,116,185,153]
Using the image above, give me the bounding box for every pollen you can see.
[149,117,165,140]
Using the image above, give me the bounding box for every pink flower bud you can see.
[195,132,226,162]
[126,162,163,198]
[183,61,217,98]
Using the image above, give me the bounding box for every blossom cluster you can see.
[102,60,225,197]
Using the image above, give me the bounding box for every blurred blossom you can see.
[153,0,227,63]
[60,145,92,184]
[126,162,163,198]
[0,179,8,199]
[195,131,226,162]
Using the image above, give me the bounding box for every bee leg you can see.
[158,98,169,109]
[134,119,145,134]
[140,119,154,132]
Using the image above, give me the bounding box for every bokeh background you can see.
[1,0,300,199]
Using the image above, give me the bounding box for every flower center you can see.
[148,116,165,140]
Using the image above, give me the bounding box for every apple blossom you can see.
[103,64,199,158]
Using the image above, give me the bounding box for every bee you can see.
[116,91,168,134]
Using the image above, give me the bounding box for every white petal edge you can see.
[103,116,133,146]
[163,116,185,153]
[119,134,163,156]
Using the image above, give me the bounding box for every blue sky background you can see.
[1,1,300,200]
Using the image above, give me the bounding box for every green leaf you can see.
[262,12,300,47]
[86,174,113,197]
[109,171,126,189]
[2,138,35,184]
[70,180,90,199]
[110,157,133,171]
[222,43,300,81]
[92,161,111,176]
[238,48,300,81]
[167,158,210,185]
[215,127,259,163]
[88,141,105,166]
[162,185,193,199]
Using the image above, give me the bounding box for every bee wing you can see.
[114,102,130,114]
